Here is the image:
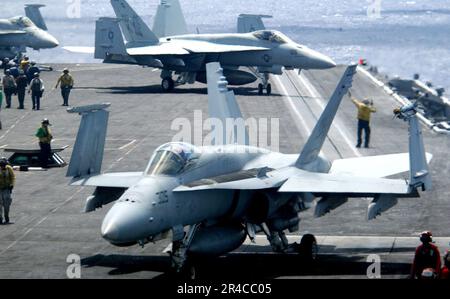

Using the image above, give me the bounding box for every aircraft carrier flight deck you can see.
[0,63,449,279]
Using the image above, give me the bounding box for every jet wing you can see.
[174,165,411,196]
[63,46,95,54]
[70,172,143,188]
[127,40,269,56]
[180,40,269,54]
[278,173,410,195]
[330,153,433,178]
[127,43,190,55]
[0,30,26,35]
[174,168,287,192]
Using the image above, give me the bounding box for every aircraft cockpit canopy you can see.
[253,30,291,44]
[10,16,35,28]
[146,142,199,176]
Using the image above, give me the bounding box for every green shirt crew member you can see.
[35,118,53,168]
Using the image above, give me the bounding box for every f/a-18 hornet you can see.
[0,5,59,59]
[66,62,431,274]
[65,0,336,94]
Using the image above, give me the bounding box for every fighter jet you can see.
[66,62,431,275]
[0,5,59,59]
[65,0,336,94]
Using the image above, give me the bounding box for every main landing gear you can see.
[257,73,272,96]
[248,222,318,262]
[161,77,175,92]
[161,71,197,92]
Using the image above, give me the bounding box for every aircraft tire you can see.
[162,78,175,92]
[299,234,318,262]
[266,83,272,95]
[258,83,264,95]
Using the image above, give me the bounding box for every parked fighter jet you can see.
[66,62,431,275]
[65,0,335,94]
[0,5,59,59]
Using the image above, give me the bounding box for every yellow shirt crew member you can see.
[0,163,15,190]
[0,158,14,224]
[352,98,377,122]
[349,92,377,148]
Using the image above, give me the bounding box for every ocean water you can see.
[2,0,450,91]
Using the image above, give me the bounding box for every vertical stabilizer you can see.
[237,14,272,33]
[110,0,159,47]
[95,17,128,59]
[295,64,357,169]
[153,0,188,37]
[394,103,432,191]
[206,62,249,146]
[66,104,111,178]
[25,4,47,30]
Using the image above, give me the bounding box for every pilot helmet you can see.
[63,68,69,74]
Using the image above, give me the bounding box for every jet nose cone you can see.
[312,51,336,69]
[38,31,59,48]
[320,55,337,69]
[100,200,156,245]
[300,46,337,70]
[47,35,59,48]
[101,221,119,242]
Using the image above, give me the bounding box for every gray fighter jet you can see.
[0,5,59,59]
[66,62,431,275]
[65,0,336,94]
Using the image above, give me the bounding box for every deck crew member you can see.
[0,157,15,225]
[349,91,377,148]
[29,73,44,110]
[35,118,53,168]
[2,70,16,109]
[55,68,74,106]
[411,231,441,279]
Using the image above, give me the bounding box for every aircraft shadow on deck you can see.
[81,249,412,279]
[76,85,282,97]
